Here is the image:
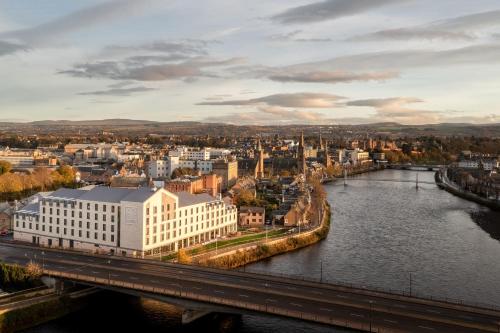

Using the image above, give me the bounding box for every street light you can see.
[320,260,323,283]
[369,300,374,332]
[215,232,220,254]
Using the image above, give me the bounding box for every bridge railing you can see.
[238,267,500,312]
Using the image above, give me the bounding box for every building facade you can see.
[14,186,237,257]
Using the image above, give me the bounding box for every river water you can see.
[22,170,500,333]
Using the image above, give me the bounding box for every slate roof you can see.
[47,186,157,203]
[17,202,39,215]
[177,192,215,208]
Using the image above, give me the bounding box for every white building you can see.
[14,186,238,257]
[458,159,480,169]
[348,149,371,165]
[148,156,180,178]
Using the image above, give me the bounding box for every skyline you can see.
[1,0,500,125]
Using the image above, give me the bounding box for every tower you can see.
[256,139,265,179]
[324,140,332,169]
[297,132,306,175]
[319,129,324,151]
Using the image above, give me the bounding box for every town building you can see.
[13,186,237,257]
[165,174,220,197]
[239,206,265,227]
[213,159,238,191]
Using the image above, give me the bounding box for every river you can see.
[21,170,500,333]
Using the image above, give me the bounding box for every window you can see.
[103,205,107,212]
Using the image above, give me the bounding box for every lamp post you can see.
[369,300,374,332]
[41,251,45,271]
[320,260,323,283]
[215,232,220,255]
[107,260,111,285]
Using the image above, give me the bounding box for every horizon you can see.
[1,1,500,125]
[0,117,499,127]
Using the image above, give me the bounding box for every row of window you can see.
[17,221,115,243]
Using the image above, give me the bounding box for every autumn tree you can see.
[0,161,12,175]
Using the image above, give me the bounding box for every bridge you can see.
[386,164,444,171]
[346,178,436,185]
[1,242,500,333]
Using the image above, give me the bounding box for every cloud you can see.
[204,106,331,125]
[269,70,399,84]
[104,40,210,57]
[0,0,162,45]
[269,30,332,42]
[59,57,244,82]
[284,43,500,71]
[78,86,156,96]
[350,9,500,41]
[271,0,410,24]
[346,97,442,124]
[0,40,28,56]
[197,92,345,108]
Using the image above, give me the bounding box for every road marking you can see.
[364,299,376,303]
[350,313,364,318]
[320,308,333,312]
[214,290,224,294]
[266,299,277,303]
[91,271,99,274]
[111,274,119,277]
[336,294,349,299]
[418,326,435,330]
[426,309,440,314]
[384,319,398,324]
[290,303,303,307]
[239,294,249,298]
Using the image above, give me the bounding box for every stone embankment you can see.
[435,171,500,211]
[197,200,331,269]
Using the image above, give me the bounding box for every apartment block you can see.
[14,186,237,257]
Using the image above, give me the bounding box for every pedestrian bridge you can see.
[1,243,499,333]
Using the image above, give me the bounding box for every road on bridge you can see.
[0,242,499,333]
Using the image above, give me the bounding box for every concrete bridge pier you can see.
[41,276,75,294]
[182,309,241,330]
[182,309,213,324]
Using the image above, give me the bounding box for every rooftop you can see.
[177,192,216,208]
[46,186,158,203]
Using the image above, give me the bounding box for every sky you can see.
[1,0,500,125]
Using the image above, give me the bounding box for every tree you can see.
[177,249,192,264]
[0,161,12,175]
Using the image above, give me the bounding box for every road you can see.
[1,242,499,332]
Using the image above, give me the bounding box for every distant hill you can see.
[0,119,498,137]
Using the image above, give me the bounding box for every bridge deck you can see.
[1,243,499,333]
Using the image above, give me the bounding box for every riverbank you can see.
[0,287,100,333]
[436,171,500,211]
[197,199,330,269]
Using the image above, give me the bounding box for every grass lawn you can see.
[161,228,289,260]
